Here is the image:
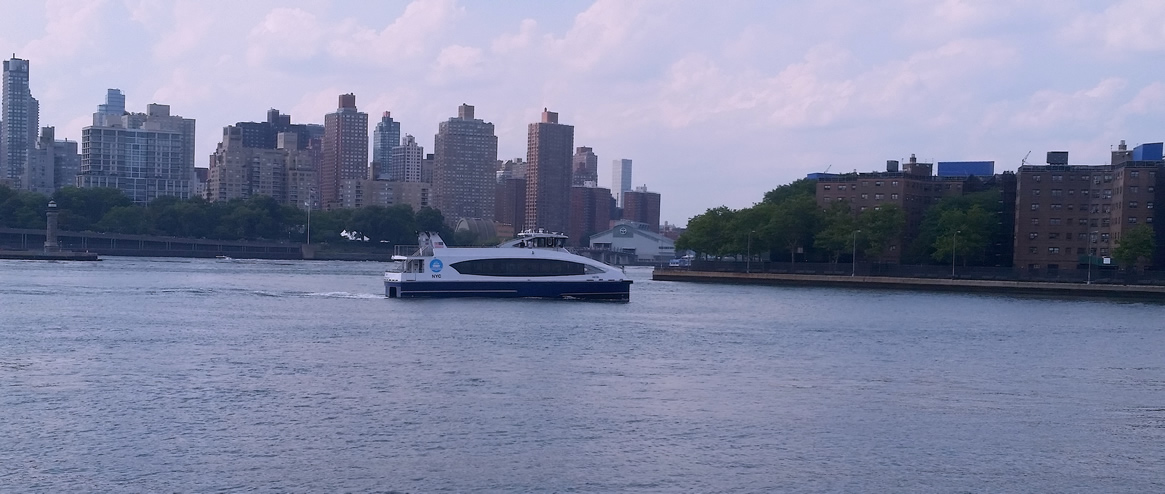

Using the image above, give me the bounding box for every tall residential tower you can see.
[572,146,598,186]
[372,111,401,180]
[525,109,574,233]
[390,134,424,183]
[433,104,498,222]
[2,57,39,189]
[321,93,368,209]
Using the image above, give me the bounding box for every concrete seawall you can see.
[652,269,1165,300]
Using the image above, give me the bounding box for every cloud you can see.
[20,0,108,63]
[548,0,660,72]
[1063,0,1165,53]
[895,0,1017,39]
[247,7,325,66]
[1117,82,1165,116]
[1008,78,1127,130]
[490,19,539,55]
[152,1,219,61]
[326,0,464,64]
[854,38,1020,120]
[645,35,1020,133]
[430,45,484,83]
[150,67,215,109]
[124,0,166,26]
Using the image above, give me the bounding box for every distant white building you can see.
[589,221,675,262]
[610,158,632,207]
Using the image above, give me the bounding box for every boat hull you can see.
[385,279,631,301]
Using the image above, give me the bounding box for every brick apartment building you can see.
[1013,145,1164,274]
[815,154,966,261]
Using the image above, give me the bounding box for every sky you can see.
[2,0,1164,226]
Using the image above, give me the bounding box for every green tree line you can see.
[0,185,453,247]
[676,178,1046,267]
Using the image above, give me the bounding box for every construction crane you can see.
[1020,151,1031,166]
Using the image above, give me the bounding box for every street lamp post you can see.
[1087,230,1098,284]
[746,230,754,273]
[951,230,960,278]
[305,188,315,246]
[851,229,861,277]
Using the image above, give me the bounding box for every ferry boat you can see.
[384,231,632,300]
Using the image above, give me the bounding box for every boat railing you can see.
[394,244,423,256]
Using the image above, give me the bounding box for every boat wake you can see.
[305,291,383,299]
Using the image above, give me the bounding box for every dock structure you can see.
[653,269,1165,300]
[573,248,637,267]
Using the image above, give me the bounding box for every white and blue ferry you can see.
[384,231,632,300]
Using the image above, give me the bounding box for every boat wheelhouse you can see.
[384,231,632,300]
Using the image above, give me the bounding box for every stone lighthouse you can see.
[44,200,60,253]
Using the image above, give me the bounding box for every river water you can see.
[1,257,1162,492]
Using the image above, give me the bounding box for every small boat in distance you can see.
[384,231,632,300]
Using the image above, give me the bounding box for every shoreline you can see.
[652,269,1165,300]
[0,250,100,261]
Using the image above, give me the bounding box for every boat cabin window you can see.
[451,258,588,277]
[385,261,405,273]
[583,264,607,274]
[518,236,566,248]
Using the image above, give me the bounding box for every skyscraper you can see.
[572,146,598,186]
[321,93,368,209]
[525,109,574,233]
[390,134,424,183]
[25,127,76,195]
[569,184,612,247]
[206,125,288,203]
[77,90,196,204]
[433,104,498,221]
[92,88,124,127]
[611,158,632,207]
[282,132,320,211]
[372,111,400,180]
[233,109,317,151]
[50,130,79,191]
[2,57,39,189]
[623,185,662,232]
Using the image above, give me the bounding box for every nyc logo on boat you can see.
[429,259,443,273]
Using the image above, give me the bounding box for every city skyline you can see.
[2,0,1164,225]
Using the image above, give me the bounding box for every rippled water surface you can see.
[1,257,1163,492]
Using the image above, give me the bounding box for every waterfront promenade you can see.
[653,268,1165,299]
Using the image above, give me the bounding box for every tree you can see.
[415,207,447,233]
[814,201,857,263]
[153,197,213,238]
[930,205,992,265]
[0,185,48,229]
[857,204,905,260]
[764,195,821,263]
[762,178,816,205]
[306,208,352,244]
[95,206,152,234]
[907,189,1006,266]
[52,186,132,231]
[676,206,736,258]
[349,204,416,245]
[729,202,776,257]
[1113,225,1155,271]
